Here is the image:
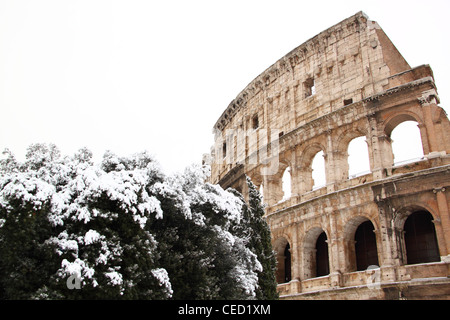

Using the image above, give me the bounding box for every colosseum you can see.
[205,11,450,300]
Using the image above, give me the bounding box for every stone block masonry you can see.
[206,12,450,300]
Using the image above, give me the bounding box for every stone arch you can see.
[383,112,423,137]
[343,215,379,272]
[391,121,425,165]
[393,204,441,265]
[273,236,292,284]
[382,112,426,166]
[298,142,327,173]
[263,154,292,205]
[333,126,367,181]
[281,167,292,200]
[336,126,369,152]
[348,136,371,178]
[316,231,330,276]
[312,151,326,190]
[298,142,327,192]
[335,127,371,179]
[303,227,330,279]
[403,211,440,264]
[392,203,437,231]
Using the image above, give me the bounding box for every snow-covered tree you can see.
[242,176,279,300]
[0,144,277,300]
[0,145,170,299]
[149,165,262,299]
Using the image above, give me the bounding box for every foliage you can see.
[244,176,279,300]
[0,144,278,300]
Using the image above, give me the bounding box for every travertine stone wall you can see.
[207,12,450,300]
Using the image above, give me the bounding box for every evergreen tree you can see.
[0,145,266,300]
[149,166,261,299]
[0,145,171,299]
[0,144,62,299]
[0,177,59,299]
[243,176,279,300]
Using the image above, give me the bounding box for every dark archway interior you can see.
[355,221,379,271]
[404,211,440,264]
[316,232,330,277]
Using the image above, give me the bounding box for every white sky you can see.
[1,0,449,174]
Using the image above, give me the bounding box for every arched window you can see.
[404,211,440,264]
[282,167,291,200]
[348,136,370,178]
[391,121,424,165]
[355,221,379,271]
[275,238,291,284]
[316,232,330,277]
[252,114,259,130]
[312,151,326,189]
[259,184,264,203]
[284,243,292,283]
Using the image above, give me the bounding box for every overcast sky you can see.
[1,0,449,174]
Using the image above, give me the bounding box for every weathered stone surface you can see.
[207,11,450,300]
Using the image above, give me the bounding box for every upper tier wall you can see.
[213,11,409,134]
[209,11,426,186]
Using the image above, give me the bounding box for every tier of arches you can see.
[274,209,441,284]
[253,113,429,206]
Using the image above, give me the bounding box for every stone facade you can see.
[206,12,450,299]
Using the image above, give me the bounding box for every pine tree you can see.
[0,145,265,300]
[244,176,279,300]
[0,145,172,299]
[0,144,61,299]
[149,165,262,299]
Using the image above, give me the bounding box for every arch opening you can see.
[348,136,370,178]
[391,121,424,166]
[404,211,440,265]
[282,167,292,200]
[316,232,330,277]
[312,151,326,190]
[355,221,379,271]
[284,243,292,283]
[274,238,292,284]
[259,184,264,203]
